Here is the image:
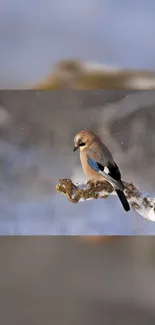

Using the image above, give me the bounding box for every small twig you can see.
[56,178,155,222]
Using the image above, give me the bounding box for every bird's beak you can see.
[73,145,78,152]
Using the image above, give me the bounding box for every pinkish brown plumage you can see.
[73,129,130,212]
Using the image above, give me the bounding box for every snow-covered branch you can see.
[56,178,155,222]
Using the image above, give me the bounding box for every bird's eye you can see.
[79,142,85,147]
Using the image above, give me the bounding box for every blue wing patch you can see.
[87,157,101,172]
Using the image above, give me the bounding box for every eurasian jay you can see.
[73,129,130,212]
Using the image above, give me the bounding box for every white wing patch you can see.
[104,166,110,174]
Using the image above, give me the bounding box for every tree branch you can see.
[56,178,155,222]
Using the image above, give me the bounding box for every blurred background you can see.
[1,237,155,324]
[0,90,155,234]
[1,0,155,87]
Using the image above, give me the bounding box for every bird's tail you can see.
[116,189,130,212]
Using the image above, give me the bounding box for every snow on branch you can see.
[56,178,155,222]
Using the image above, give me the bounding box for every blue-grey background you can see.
[0,90,155,234]
[1,0,155,87]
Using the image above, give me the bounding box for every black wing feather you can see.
[107,162,130,211]
[107,162,124,189]
[91,160,130,211]
[98,161,130,212]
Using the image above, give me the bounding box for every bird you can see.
[73,129,130,212]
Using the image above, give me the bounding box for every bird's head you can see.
[73,129,96,152]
